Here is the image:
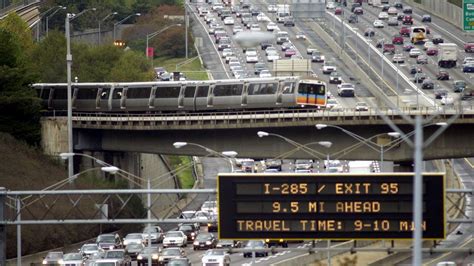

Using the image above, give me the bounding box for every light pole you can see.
[173,142,238,171]
[113,13,141,41]
[146,24,182,67]
[257,131,325,160]
[98,12,117,45]
[45,6,66,36]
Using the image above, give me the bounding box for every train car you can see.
[33,77,327,113]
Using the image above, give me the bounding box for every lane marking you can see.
[464,158,474,168]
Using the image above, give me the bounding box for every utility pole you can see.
[65,14,74,182]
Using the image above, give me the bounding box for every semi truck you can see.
[438,43,458,68]
[276,4,290,23]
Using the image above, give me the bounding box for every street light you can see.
[113,13,141,41]
[257,131,325,160]
[98,12,117,45]
[45,6,66,36]
[146,24,182,66]
[173,142,238,171]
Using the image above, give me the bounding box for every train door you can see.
[183,85,197,111]
[96,87,111,110]
[241,81,249,106]
[72,87,78,109]
[149,86,157,108]
[110,86,124,111]
[276,79,285,105]
[207,84,215,108]
[194,85,210,111]
[46,87,53,109]
[246,80,279,109]
[212,82,243,110]
[120,87,128,109]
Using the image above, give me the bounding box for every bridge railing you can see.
[0,0,37,19]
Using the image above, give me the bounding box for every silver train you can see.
[33,77,327,113]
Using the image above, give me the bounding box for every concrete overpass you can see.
[41,108,474,162]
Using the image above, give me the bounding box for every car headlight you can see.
[58,259,64,264]
[42,260,47,265]
[207,223,212,227]
[194,241,199,245]
[279,239,284,242]
[265,239,270,243]
[206,241,212,245]
[137,255,143,260]
[153,254,159,260]
[191,232,195,236]
[158,256,163,261]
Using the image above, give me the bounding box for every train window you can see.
[112,88,123,99]
[282,82,295,94]
[249,83,277,95]
[76,88,98,99]
[52,87,67,99]
[39,88,51,99]
[155,86,180,98]
[128,87,151,99]
[214,84,243,97]
[196,86,209,97]
[100,88,110,99]
[184,86,196,98]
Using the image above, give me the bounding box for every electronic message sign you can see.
[217,173,445,240]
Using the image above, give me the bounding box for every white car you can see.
[225,55,237,63]
[326,98,339,109]
[296,32,306,39]
[246,54,259,63]
[267,51,280,62]
[355,102,369,111]
[265,46,277,55]
[202,249,231,266]
[326,1,336,9]
[462,57,474,66]
[162,231,187,248]
[194,210,211,225]
[229,61,241,71]
[268,4,278,12]
[223,17,234,25]
[423,41,435,50]
[221,48,233,58]
[441,95,454,105]
[245,48,257,56]
[256,13,270,22]
[266,22,278,31]
[306,46,318,55]
[233,25,243,35]
[259,69,272,78]
[201,200,217,213]
[373,20,384,28]
[388,7,398,15]
[123,233,144,246]
[378,12,389,20]
[409,48,422,57]
[250,24,261,31]
[392,53,405,63]
[322,63,336,74]
[337,83,355,97]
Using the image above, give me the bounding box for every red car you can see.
[335,7,343,15]
[383,44,396,54]
[402,15,413,25]
[392,35,404,45]
[465,43,474,52]
[284,48,297,57]
[426,47,438,56]
[400,26,410,37]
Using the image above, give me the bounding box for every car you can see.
[168,258,191,266]
[464,42,474,52]
[217,39,231,51]
[326,1,336,9]
[373,20,384,28]
[136,247,160,265]
[178,223,199,242]
[241,17,252,28]
[432,35,444,45]
[403,41,415,51]
[422,79,434,90]
[392,54,405,63]
[124,233,145,247]
[409,65,422,75]
[354,7,363,15]
[388,17,399,26]
[221,48,233,58]
[462,88,474,100]
[96,233,123,250]
[61,253,83,266]
[348,14,358,23]
[453,80,467,93]
[326,98,339,109]
[335,7,343,15]
[266,22,278,31]
[254,62,266,74]
[283,17,295,27]
[265,159,283,171]
[259,69,272,78]
[463,63,474,72]
[427,47,438,56]
[256,13,270,22]
[216,239,242,248]
[422,14,431,22]
[409,48,422,57]
[311,51,325,62]
[435,89,448,99]
[163,231,188,248]
[296,32,306,39]
[424,41,435,50]
[80,243,102,258]
[83,251,106,266]
[388,7,398,15]
[267,51,280,62]
[243,240,268,257]
[322,62,336,74]
[204,15,216,24]
[142,226,164,244]
[261,41,272,50]
[391,35,403,45]
[276,31,289,44]
[337,83,355,97]
[364,28,375,37]
[42,252,64,265]
[355,102,369,111]
[397,13,405,21]
[246,54,259,63]
[402,15,413,25]
[378,12,389,20]
[441,95,454,105]
[265,46,277,55]
[265,239,288,248]
[268,4,278,12]
[102,249,131,265]
[403,6,413,14]
[193,232,217,250]
[194,210,212,225]
[376,38,385,48]
[400,26,410,37]
[202,249,231,266]
[158,247,185,265]
[250,24,260,31]
[284,48,297,57]
[207,213,218,232]
[351,2,361,12]
[306,46,318,55]
[394,2,403,9]
[233,70,246,79]
[223,17,234,25]
[463,57,474,66]
[245,48,257,56]
[124,243,144,260]
[329,71,342,84]
[414,72,427,83]
[437,70,450,80]
[383,44,396,54]
[417,55,428,64]
[281,42,293,51]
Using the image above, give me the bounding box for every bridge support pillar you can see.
[393,161,413,172]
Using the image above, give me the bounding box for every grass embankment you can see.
[168,156,195,189]
[154,56,209,80]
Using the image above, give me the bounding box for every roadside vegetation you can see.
[168,156,195,189]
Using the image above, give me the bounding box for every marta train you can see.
[33,76,327,113]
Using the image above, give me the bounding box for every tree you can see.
[73,44,123,82]
[107,50,154,81]
[152,27,187,57]
[31,31,67,82]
